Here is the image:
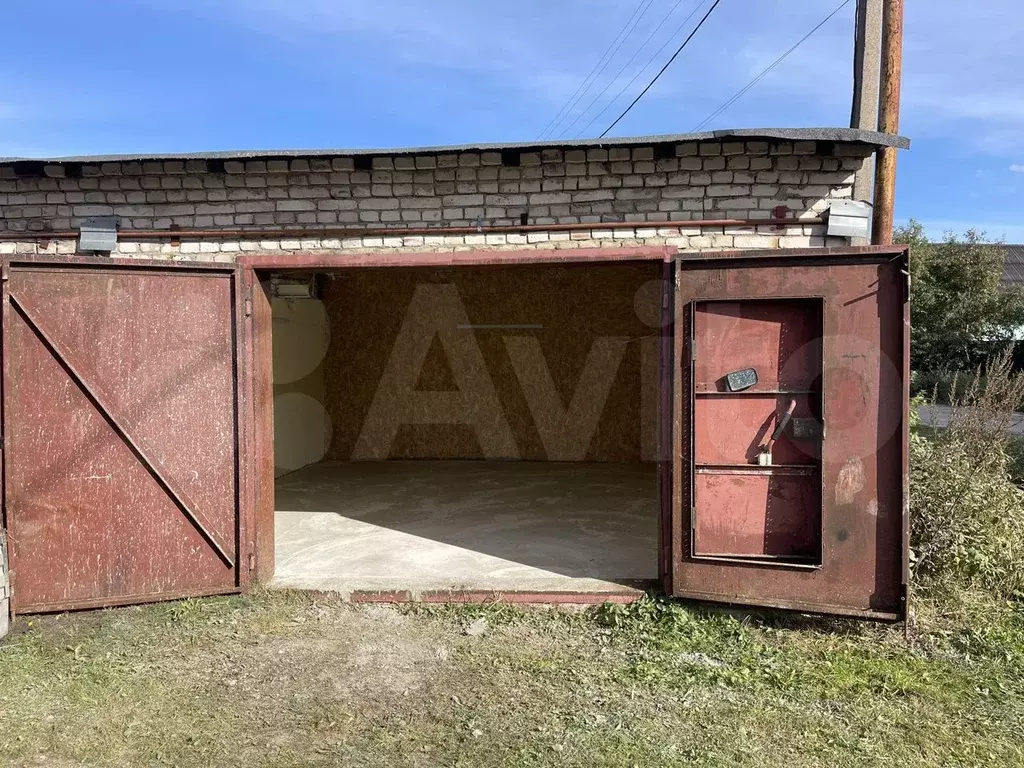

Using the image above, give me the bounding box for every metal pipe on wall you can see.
[0,216,824,243]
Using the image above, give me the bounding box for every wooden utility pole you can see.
[851,0,883,218]
[871,0,904,245]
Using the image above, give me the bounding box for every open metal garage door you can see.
[2,258,243,613]
[669,246,910,620]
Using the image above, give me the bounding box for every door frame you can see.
[0,255,255,616]
[237,246,677,589]
[668,245,911,620]
[686,294,826,567]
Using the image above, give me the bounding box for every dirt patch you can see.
[337,635,449,696]
[3,592,1022,768]
[356,603,411,627]
[232,602,458,705]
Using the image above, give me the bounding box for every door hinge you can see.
[248,552,256,571]
[1,530,10,601]
[244,298,253,318]
[691,340,697,361]
[1,530,9,640]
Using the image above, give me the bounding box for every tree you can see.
[895,220,1024,372]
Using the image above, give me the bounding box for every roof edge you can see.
[0,127,910,165]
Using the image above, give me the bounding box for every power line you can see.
[574,0,710,139]
[538,0,658,140]
[559,0,701,139]
[692,0,853,132]
[548,0,659,138]
[537,0,650,140]
[600,0,724,138]
[536,0,647,140]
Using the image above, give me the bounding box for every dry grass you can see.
[1,590,1022,767]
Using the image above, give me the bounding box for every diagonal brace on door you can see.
[9,294,235,568]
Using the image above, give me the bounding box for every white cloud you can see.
[898,0,1024,154]
[127,0,862,137]
[1010,164,1024,173]
[130,0,598,109]
[10,0,1024,154]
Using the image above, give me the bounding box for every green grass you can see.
[1,590,1023,767]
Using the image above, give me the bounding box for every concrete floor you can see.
[273,460,659,595]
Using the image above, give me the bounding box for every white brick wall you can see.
[0,139,871,259]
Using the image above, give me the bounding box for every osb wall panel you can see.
[321,262,662,462]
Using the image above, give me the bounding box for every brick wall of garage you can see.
[0,139,872,259]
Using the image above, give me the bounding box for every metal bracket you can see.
[790,418,824,442]
[1,530,10,640]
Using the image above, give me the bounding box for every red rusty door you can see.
[2,258,242,613]
[670,247,909,619]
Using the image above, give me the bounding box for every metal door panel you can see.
[694,394,819,466]
[693,469,820,558]
[671,249,909,619]
[3,260,241,613]
[693,299,822,392]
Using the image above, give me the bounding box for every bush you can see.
[911,351,1024,599]
[910,369,986,403]
[897,221,1024,372]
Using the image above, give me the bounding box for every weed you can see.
[911,350,1024,598]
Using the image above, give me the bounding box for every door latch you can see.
[758,399,796,466]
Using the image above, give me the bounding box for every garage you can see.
[0,130,911,619]
[261,259,666,597]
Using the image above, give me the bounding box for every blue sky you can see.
[2,0,1022,239]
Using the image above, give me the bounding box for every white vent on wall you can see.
[825,200,872,240]
[78,216,118,252]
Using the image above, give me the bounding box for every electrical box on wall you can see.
[825,200,872,239]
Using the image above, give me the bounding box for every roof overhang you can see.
[0,127,910,165]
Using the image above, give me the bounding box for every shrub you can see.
[910,351,1024,599]
[897,221,1024,372]
[910,369,986,403]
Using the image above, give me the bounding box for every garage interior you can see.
[265,261,664,596]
